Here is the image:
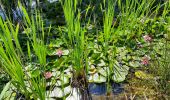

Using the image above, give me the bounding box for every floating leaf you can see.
[48,39,64,48]
[0,81,11,100]
[89,73,106,83]
[129,61,141,68]
[62,50,69,55]
[0,82,15,100]
[97,60,106,67]
[56,75,69,86]
[47,86,71,98]
[89,65,97,74]
[98,67,107,77]
[113,63,129,82]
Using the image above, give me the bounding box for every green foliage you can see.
[0,0,170,99]
[0,3,50,99]
[61,0,87,75]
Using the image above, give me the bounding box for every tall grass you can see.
[61,0,86,77]
[0,3,49,99]
[0,17,29,98]
[117,0,160,37]
[61,0,90,99]
[102,0,116,94]
[20,3,48,99]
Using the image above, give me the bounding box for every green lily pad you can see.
[129,61,141,68]
[62,50,69,55]
[48,39,64,48]
[98,67,107,77]
[56,75,69,86]
[88,73,106,83]
[0,82,16,100]
[47,86,71,98]
[52,71,61,77]
[97,60,106,67]
[64,68,72,78]
[89,65,97,74]
[112,63,129,83]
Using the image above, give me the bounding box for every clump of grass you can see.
[0,2,50,99]
[102,0,116,95]
[0,16,30,98]
[61,0,90,99]
[61,0,85,79]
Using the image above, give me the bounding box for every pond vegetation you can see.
[0,0,170,100]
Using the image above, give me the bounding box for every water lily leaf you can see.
[88,42,95,49]
[97,60,106,67]
[62,50,69,55]
[89,73,106,83]
[52,71,61,77]
[64,68,72,78]
[56,75,69,86]
[122,55,131,61]
[131,56,141,61]
[89,65,97,74]
[129,61,141,68]
[112,63,129,83]
[66,88,81,100]
[0,81,11,100]
[0,82,15,100]
[47,48,55,56]
[119,51,127,57]
[98,67,107,77]
[48,39,63,48]
[47,86,71,98]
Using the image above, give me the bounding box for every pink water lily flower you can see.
[141,55,150,66]
[143,35,152,42]
[44,72,52,79]
[56,49,63,57]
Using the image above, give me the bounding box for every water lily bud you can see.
[143,35,152,42]
[141,55,150,66]
[56,49,63,57]
[44,72,52,79]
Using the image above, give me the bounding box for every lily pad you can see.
[89,65,97,74]
[97,60,106,67]
[56,75,70,86]
[129,61,141,68]
[88,73,106,83]
[62,50,69,55]
[47,86,71,98]
[48,39,64,48]
[98,67,107,77]
[112,63,129,83]
[0,82,16,100]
